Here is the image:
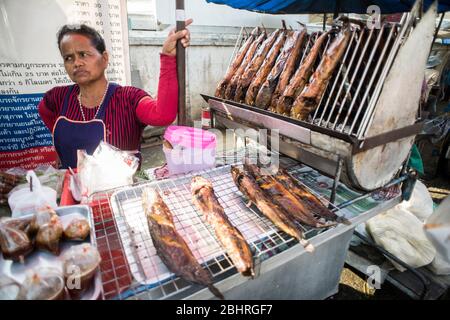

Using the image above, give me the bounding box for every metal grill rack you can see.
[88,163,345,300]
[311,17,411,138]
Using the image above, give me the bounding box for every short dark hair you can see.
[57,24,106,54]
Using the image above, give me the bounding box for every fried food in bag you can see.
[18,267,65,300]
[64,218,90,241]
[0,222,33,263]
[62,243,101,298]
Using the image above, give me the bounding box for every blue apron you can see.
[53,83,118,169]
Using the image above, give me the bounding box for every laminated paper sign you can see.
[0,0,130,170]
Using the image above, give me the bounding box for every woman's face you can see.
[59,33,108,85]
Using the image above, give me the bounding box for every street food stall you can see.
[1,0,449,300]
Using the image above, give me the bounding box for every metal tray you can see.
[0,205,102,300]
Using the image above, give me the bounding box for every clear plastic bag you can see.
[18,267,65,300]
[62,243,101,298]
[424,195,450,264]
[77,141,139,198]
[8,171,58,218]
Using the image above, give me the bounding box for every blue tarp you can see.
[206,0,450,14]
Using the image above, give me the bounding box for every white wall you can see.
[154,0,309,28]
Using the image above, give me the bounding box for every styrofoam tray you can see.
[0,205,102,300]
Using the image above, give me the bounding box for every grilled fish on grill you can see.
[268,28,307,113]
[191,176,254,277]
[244,162,336,228]
[224,31,266,100]
[142,188,224,299]
[291,26,351,120]
[277,31,329,115]
[234,29,281,103]
[245,30,287,106]
[215,27,260,98]
[274,168,351,225]
[230,166,313,252]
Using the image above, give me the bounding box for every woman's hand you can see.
[161,18,193,57]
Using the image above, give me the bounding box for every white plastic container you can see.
[163,126,216,175]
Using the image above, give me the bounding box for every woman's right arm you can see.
[38,93,58,132]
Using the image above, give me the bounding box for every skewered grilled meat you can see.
[191,176,254,277]
[215,27,260,98]
[267,29,308,112]
[224,31,267,100]
[245,30,287,106]
[0,223,33,263]
[230,166,313,252]
[291,26,351,120]
[234,29,281,103]
[274,168,351,225]
[277,31,329,115]
[142,188,224,299]
[244,162,336,228]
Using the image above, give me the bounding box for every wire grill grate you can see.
[89,164,343,300]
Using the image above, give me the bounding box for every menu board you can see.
[0,0,130,170]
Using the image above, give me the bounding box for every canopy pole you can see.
[323,13,327,31]
[431,12,445,52]
[176,0,187,125]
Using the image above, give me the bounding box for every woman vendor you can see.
[38,20,192,168]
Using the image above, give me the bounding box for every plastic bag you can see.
[366,205,436,271]
[398,180,433,222]
[424,195,450,264]
[0,276,21,300]
[62,243,101,298]
[7,171,57,218]
[77,141,138,198]
[18,267,65,300]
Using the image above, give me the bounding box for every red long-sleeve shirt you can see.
[38,54,178,152]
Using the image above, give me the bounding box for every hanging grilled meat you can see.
[245,30,287,106]
[244,162,336,228]
[291,26,351,120]
[215,27,260,98]
[268,28,307,113]
[274,168,351,225]
[277,31,329,115]
[191,176,254,277]
[224,31,267,101]
[142,188,224,299]
[234,29,281,103]
[230,166,313,252]
[0,223,33,263]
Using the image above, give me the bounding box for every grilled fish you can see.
[224,31,266,101]
[268,28,307,113]
[215,27,260,98]
[234,29,281,103]
[277,31,329,115]
[291,27,351,120]
[245,30,286,106]
[142,188,224,299]
[231,166,313,252]
[274,168,351,225]
[244,162,336,228]
[191,176,254,277]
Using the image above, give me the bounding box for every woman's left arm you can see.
[136,19,192,126]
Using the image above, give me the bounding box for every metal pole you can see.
[430,12,445,55]
[176,0,186,125]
